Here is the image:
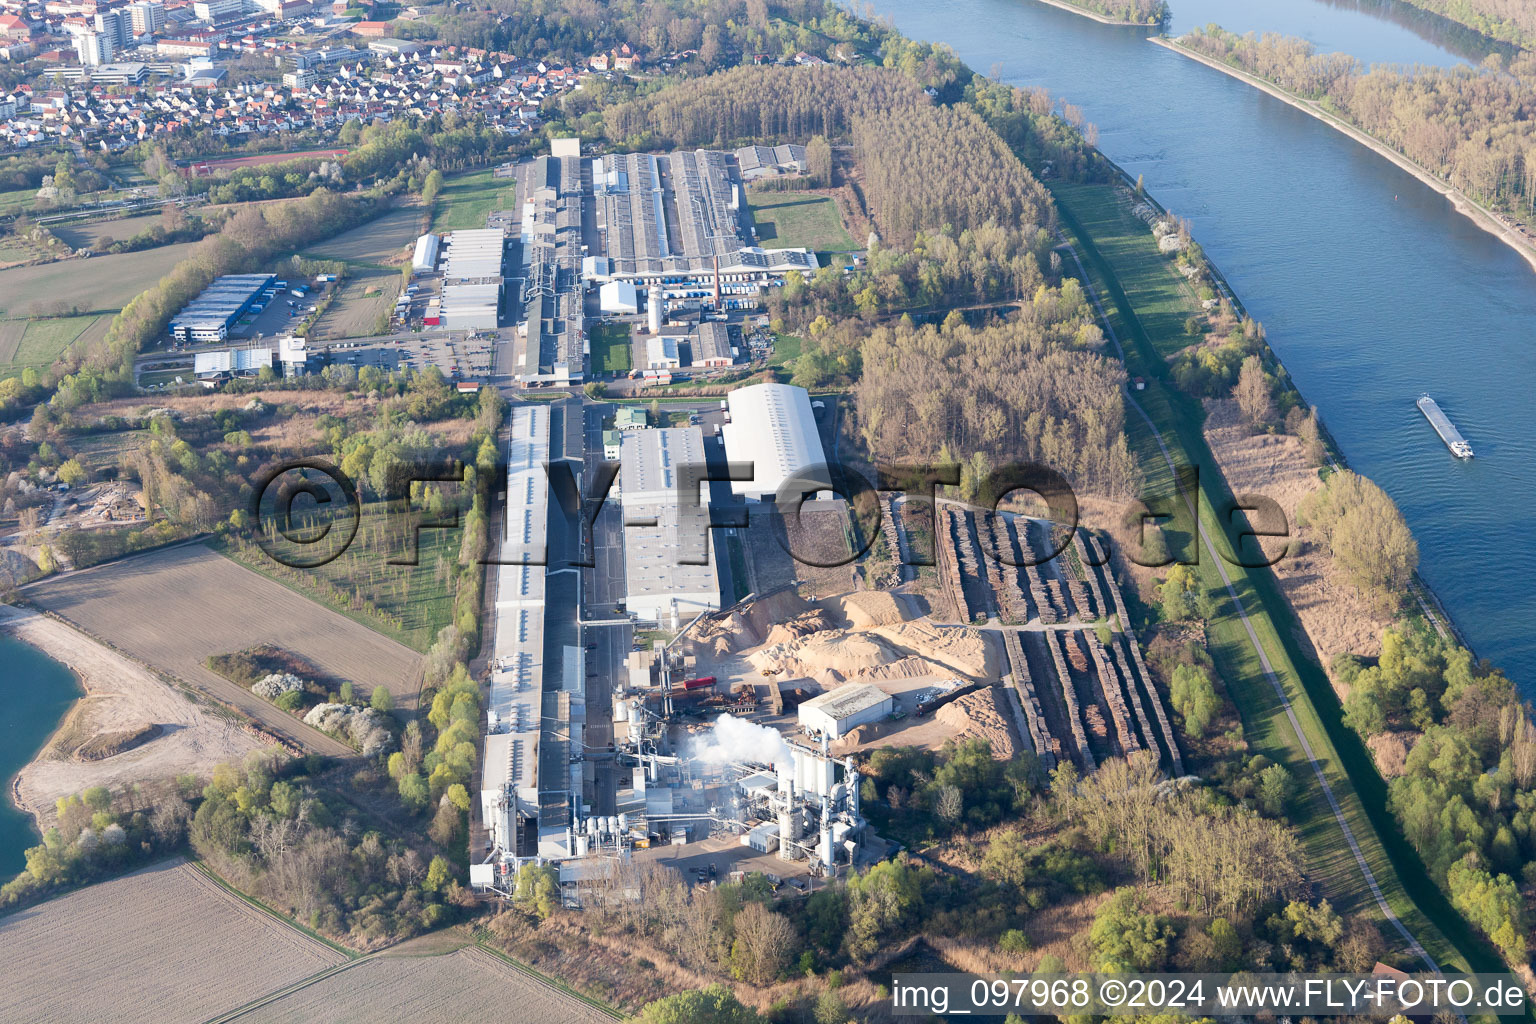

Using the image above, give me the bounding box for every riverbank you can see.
[1150,35,1536,274]
[1029,0,1156,28]
[0,605,263,831]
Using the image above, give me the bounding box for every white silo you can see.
[648,284,663,333]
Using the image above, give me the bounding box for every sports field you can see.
[747,191,857,253]
[589,321,632,373]
[0,314,111,377]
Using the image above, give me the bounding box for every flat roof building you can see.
[798,683,894,739]
[482,404,552,870]
[619,427,719,625]
[721,382,831,501]
[169,273,276,343]
[443,228,505,280]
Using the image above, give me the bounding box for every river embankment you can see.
[1150,35,1536,274]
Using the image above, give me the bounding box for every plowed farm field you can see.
[231,946,616,1024]
[0,860,346,1024]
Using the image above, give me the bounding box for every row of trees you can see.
[1183,26,1536,225]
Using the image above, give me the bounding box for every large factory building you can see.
[618,426,720,625]
[720,382,831,501]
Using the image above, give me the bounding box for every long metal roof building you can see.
[721,382,831,501]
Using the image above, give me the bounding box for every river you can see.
[870,0,1536,693]
[0,632,80,877]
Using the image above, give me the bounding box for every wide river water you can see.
[0,631,80,876]
[870,0,1536,693]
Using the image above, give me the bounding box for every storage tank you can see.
[618,812,629,833]
[647,284,663,333]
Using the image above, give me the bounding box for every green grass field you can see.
[0,242,199,318]
[768,332,803,371]
[430,168,514,233]
[1051,177,1499,976]
[747,191,857,253]
[221,500,461,652]
[0,313,110,377]
[589,321,632,373]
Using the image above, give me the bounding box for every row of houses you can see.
[1,37,587,150]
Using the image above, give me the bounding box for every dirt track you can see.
[24,543,424,757]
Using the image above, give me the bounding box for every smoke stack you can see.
[712,252,721,309]
[648,284,662,333]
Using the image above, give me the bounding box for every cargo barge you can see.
[1417,394,1473,459]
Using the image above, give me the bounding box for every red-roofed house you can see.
[350,19,388,37]
[0,13,30,38]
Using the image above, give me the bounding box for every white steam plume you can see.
[692,715,791,770]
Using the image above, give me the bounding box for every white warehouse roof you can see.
[721,382,831,501]
[411,233,440,272]
[443,228,505,280]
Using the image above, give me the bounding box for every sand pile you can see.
[748,629,903,685]
[763,609,835,647]
[740,589,811,641]
[837,591,913,629]
[873,621,998,680]
[935,686,1019,760]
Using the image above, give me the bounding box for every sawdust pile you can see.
[763,610,836,647]
[935,686,1018,760]
[693,589,814,655]
[872,621,998,679]
[747,620,998,687]
[836,591,913,628]
[748,630,901,683]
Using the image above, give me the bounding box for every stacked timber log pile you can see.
[979,512,1032,624]
[1049,630,1095,770]
[1081,533,1186,777]
[1071,531,1110,621]
[1002,630,1057,770]
[877,496,909,584]
[1106,636,1162,766]
[1086,632,1141,756]
[938,506,979,622]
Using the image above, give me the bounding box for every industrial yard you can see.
[473,375,1184,901]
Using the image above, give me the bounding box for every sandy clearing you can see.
[0,859,346,1024]
[232,946,614,1024]
[1,605,265,828]
[1203,399,1391,671]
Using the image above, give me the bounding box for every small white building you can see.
[798,683,893,739]
[599,280,639,314]
[644,334,681,370]
[741,821,780,854]
[411,233,439,272]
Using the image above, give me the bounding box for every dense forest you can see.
[855,308,1139,498]
[1390,0,1536,49]
[1182,26,1536,225]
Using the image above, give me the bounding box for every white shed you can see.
[797,683,893,739]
